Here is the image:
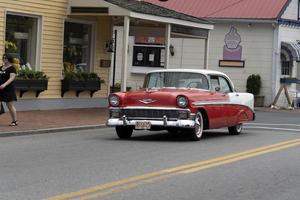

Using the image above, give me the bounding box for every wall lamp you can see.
[105,39,114,52]
[169,44,174,56]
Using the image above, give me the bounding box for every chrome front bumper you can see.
[107,116,195,128]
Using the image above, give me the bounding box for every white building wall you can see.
[208,23,274,105]
[276,25,300,107]
[281,0,298,20]
[168,38,206,69]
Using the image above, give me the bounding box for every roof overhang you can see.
[68,0,213,30]
[130,12,213,30]
[206,18,277,24]
[281,41,300,62]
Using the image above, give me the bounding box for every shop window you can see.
[298,0,300,20]
[5,13,39,69]
[281,61,292,76]
[132,45,165,68]
[63,21,93,73]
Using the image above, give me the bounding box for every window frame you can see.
[63,18,96,73]
[4,10,42,70]
[281,60,292,76]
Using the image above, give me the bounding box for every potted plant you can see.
[246,74,264,107]
[61,71,104,97]
[15,69,49,97]
[110,82,132,93]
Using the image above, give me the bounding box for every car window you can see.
[144,72,209,90]
[209,75,233,92]
[219,76,232,92]
[210,76,220,91]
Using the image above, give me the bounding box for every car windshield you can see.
[143,72,209,90]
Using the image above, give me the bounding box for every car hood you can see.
[121,88,212,107]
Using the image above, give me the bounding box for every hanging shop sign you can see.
[135,36,165,45]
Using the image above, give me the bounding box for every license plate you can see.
[135,121,151,130]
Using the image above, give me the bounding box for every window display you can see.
[63,22,92,73]
[5,14,38,70]
[132,45,165,67]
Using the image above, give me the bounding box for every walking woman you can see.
[0,53,18,126]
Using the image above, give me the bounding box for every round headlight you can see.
[177,96,188,108]
[109,95,120,107]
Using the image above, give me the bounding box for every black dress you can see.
[0,65,17,102]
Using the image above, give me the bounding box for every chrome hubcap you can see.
[195,114,203,137]
[236,124,242,132]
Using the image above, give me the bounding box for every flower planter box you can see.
[61,80,101,97]
[254,95,265,107]
[14,79,29,91]
[85,80,101,91]
[110,86,131,93]
[14,79,48,97]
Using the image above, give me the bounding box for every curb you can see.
[0,124,107,137]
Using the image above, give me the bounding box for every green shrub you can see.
[246,74,261,95]
[17,69,49,80]
[63,72,104,83]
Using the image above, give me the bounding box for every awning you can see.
[281,41,300,62]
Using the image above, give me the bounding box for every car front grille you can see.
[120,109,182,120]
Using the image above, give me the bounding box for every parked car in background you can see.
[107,69,255,141]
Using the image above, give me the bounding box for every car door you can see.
[205,75,228,128]
[220,76,254,126]
[217,76,240,126]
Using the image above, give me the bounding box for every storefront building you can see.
[0,0,213,111]
[141,0,300,107]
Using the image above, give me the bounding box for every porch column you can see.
[121,16,130,92]
[165,23,171,68]
[204,30,210,69]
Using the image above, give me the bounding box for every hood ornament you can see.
[139,99,156,104]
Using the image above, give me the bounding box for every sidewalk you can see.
[0,108,109,136]
[0,107,299,137]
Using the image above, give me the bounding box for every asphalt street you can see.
[0,110,300,200]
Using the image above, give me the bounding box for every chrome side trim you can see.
[192,100,230,106]
[192,101,254,112]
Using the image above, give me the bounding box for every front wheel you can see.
[188,112,204,141]
[228,124,243,135]
[116,126,133,139]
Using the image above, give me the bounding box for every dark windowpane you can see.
[132,46,164,67]
[281,61,292,76]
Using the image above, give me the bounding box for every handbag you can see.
[0,102,5,115]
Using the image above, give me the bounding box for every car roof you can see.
[147,68,228,77]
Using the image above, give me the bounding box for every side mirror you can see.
[215,86,220,92]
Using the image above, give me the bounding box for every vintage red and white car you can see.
[107,69,255,141]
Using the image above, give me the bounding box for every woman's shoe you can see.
[9,121,18,126]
